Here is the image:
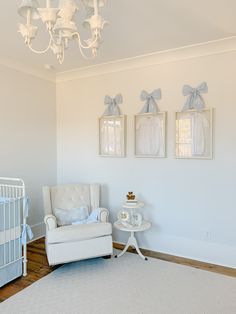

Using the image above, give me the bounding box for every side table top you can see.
[122,201,144,209]
[114,220,151,232]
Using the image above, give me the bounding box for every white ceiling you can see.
[2,0,236,73]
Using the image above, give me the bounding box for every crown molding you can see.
[56,36,236,83]
[0,56,56,83]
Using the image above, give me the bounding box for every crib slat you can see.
[3,202,6,266]
[9,201,11,263]
[18,198,21,260]
[14,200,16,261]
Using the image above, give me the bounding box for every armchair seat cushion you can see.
[47,222,112,244]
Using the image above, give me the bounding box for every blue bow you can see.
[140,89,161,114]
[21,224,33,245]
[23,196,29,218]
[103,94,123,116]
[21,196,33,245]
[182,82,208,111]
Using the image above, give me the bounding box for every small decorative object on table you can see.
[117,210,130,227]
[126,192,137,202]
[117,192,144,227]
[131,212,143,227]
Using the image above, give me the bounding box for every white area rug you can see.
[1,251,236,314]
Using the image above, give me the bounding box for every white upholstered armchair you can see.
[43,183,113,265]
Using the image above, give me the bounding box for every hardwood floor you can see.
[1,238,235,303]
[0,238,59,303]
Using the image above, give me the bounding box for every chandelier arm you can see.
[76,33,96,59]
[49,30,58,45]
[58,42,65,65]
[78,43,95,60]
[70,32,97,60]
[72,32,98,50]
[28,37,52,54]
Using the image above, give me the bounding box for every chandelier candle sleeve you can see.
[94,0,98,16]
[26,8,31,25]
[46,0,51,8]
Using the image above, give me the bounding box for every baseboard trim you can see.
[28,234,45,244]
[30,222,45,242]
[113,242,236,277]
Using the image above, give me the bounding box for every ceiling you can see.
[2,0,236,73]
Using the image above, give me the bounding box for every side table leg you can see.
[114,232,135,258]
[115,232,148,260]
[134,243,148,261]
[130,232,148,261]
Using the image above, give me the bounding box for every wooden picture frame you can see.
[134,112,167,158]
[175,108,213,159]
[99,115,126,157]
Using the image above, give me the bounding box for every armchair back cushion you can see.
[43,184,100,217]
[51,185,90,212]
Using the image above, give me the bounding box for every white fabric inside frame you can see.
[175,109,212,158]
[99,115,125,156]
[135,113,166,157]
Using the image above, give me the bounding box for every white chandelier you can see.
[17,0,108,64]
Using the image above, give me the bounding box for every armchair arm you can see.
[44,214,57,231]
[98,208,109,223]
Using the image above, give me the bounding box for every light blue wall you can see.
[57,51,236,267]
[0,65,57,238]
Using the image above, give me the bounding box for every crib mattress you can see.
[0,226,21,245]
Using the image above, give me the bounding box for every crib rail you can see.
[0,177,25,198]
[0,177,28,287]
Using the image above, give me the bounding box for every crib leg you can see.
[23,242,27,276]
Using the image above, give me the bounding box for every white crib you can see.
[0,177,32,287]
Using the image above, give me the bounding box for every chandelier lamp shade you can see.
[17,0,108,64]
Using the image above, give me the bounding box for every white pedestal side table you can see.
[114,220,151,261]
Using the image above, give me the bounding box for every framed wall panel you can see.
[99,115,126,157]
[134,112,166,158]
[175,108,213,159]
